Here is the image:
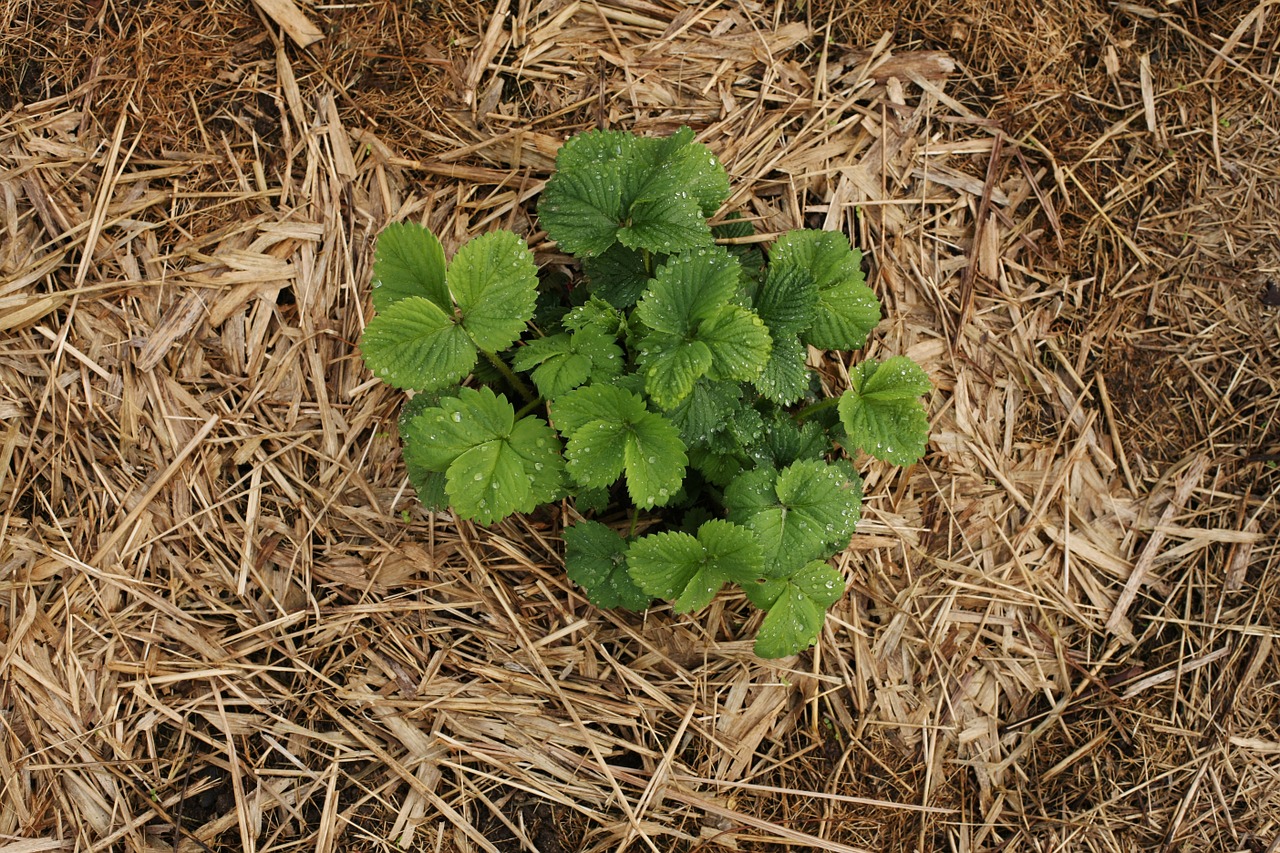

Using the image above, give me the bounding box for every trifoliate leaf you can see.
[755,334,809,405]
[405,387,564,525]
[564,521,653,610]
[626,519,762,613]
[700,304,772,383]
[725,459,862,577]
[537,130,634,257]
[371,222,449,312]
[360,296,475,391]
[837,356,931,465]
[448,230,539,353]
[552,385,687,509]
[583,244,655,308]
[771,230,881,350]
[513,326,623,399]
[752,560,845,658]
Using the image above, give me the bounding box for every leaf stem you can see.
[482,349,538,404]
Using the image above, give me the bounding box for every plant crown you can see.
[361,127,931,657]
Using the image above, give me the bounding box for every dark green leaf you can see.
[564,522,653,610]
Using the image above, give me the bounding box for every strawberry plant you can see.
[360,127,931,658]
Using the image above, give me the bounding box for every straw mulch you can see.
[2,0,1278,850]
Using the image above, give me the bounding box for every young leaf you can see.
[635,247,769,406]
[552,385,687,509]
[371,222,449,312]
[512,326,623,399]
[626,519,763,613]
[837,356,932,465]
[751,560,846,658]
[449,230,540,353]
[771,230,881,350]
[563,521,653,611]
[360,296,476,391]
[754,334,809,405]
[666,380,743,447]
[725,459,862,577]
[408,387,565,524]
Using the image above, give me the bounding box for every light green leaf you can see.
[622,412,686,509]
[371,222,449,312]
[700,304,772,383]
[752,561,845,658]
[553,385,687,509]
[725,459,862,577]
[360,296,475,391]
[626,519,762,613]
[511,333,589,399]
[404,387,563,524]
[564,521,653,611]
[565,419,629,488]
[448,230,539,353]
[447,440,532,524]
[640,337,713,410]
[550,384,645,436]
[837,356,931,465]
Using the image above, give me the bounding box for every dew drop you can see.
[452,412,462,422]
[473,472,484,481]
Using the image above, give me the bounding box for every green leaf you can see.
[753,264,817,338]
[448,230,539,353]
[754,415,828,468]
[771,230,881,350]
[371,222,449,312]
[360,296,475,391]
[564,521,653,610]
[583,244,655,308]
[552,385,687,509]
[752,561,845,658]
[837,356,931,465]
[513,326,622,399]
[405,387,564,524]
[401,410,450,511]
[700,304,772,383]
[666,380,743,446]
[538,127,728,258]
[635,247,739,335]
[537,129,633,257]
[626,519,762,613]
[725,459,862,577]
[447,440,533,524]
[755,334,809,405]
[639,338,713,410]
